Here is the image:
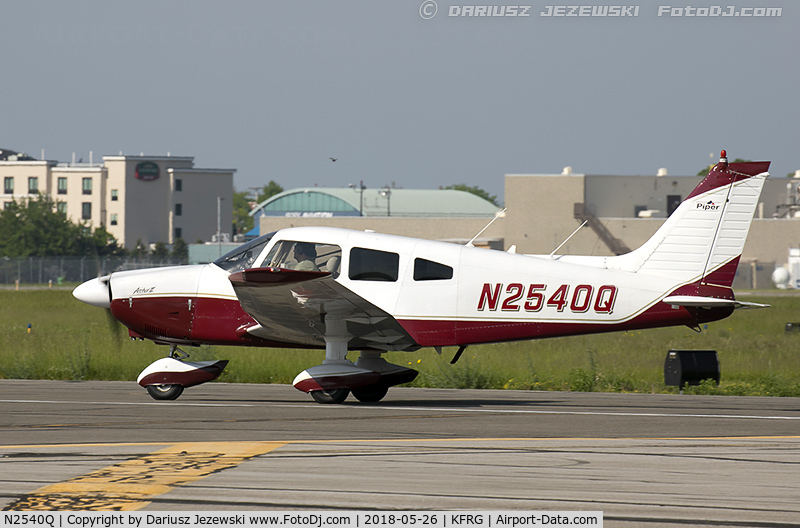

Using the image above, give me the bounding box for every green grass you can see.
[2,289,800,396]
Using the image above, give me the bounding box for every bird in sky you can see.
[329,157,337,162]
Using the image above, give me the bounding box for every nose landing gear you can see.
[137,346,228,401]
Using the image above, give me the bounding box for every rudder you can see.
[612,152,769,288]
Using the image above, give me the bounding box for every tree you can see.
[151,241,170,260]
[257,181,284,203]
[442,184,500,207]
[82,226,125,257]
[131,239,149,258]
[233,181,285,233]
[172,237,189,263]
[233,190,253,233]
[0,194,121,257]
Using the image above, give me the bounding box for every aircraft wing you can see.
[228,268,418,351]
[662,295,770,310]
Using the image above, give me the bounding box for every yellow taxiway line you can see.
[3,442,286,511]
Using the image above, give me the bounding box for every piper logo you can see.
[697,200,721,211]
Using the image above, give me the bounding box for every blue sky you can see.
[3,1,796,203]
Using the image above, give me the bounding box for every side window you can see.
[264,241,342,276]
[349,247,399,282]
[414,258,453,281]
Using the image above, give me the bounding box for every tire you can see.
[146,384,184,401]
[310,389,349,404]
[351,385,388,403]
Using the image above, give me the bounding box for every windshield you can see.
[213,232,276,273]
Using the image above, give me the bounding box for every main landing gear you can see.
[137,345,229,401]
[310,389,350,404]
[292,317,417,404]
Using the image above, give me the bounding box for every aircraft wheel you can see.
[310,389,349,404]
[146,384,184,401]
[351,385,388,403]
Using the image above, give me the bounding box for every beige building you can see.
[503,171,800,288]
[503,172,800,262]
[1,150,234,249]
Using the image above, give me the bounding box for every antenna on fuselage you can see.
[549,220,588,259]
[466,208,506,248]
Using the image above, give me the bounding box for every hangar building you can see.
[251,187,505,248]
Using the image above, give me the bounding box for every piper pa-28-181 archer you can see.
[73,151,770,404]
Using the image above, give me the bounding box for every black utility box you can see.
[664,350,720,388]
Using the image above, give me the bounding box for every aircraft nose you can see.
[73,276,112,308]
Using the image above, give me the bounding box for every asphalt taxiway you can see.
[1,380,799,527]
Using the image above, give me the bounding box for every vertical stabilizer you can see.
[611,151,769,288]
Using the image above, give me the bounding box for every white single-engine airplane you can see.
[74,152,770,404]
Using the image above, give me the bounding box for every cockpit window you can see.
[213,232,276,273]
[264,240,342,277]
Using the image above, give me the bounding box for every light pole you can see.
[217,196,224,258]
[379,187,391,216]
[349,181,366,216]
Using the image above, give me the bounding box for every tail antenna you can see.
[549,220,588,259]
[466,208,506,248]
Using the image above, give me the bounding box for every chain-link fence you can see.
[0,257,187,285]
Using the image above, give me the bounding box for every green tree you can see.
[442,184,499,207]
[131,239,149,258]
[82,226,124,257]
[0,195,78,256]
[0,194,120,257]
[257,181,284,203]
[233,190,253,233]
[172,237,189,263]
[151,241,169,260]
[233,181,284,233]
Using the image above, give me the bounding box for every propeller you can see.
[73,275,123,345]
[103,276,124,346]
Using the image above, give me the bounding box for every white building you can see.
[0,149,234,249]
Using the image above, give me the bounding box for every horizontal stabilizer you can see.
[662,295,769,310]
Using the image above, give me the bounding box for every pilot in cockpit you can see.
[293,242,320,271]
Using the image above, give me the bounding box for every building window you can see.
[58,177,67,195]
[57,202,67,216]
[28,177,38,194]
[82,177,92,195]
[175,203,182,216]
[4,202,12,209]
[174,228,182,239]
[111,189,118,201]
[110,213,118,226]
[3,177,12,194]
[82,202,91,220]
[175,179,182,191]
